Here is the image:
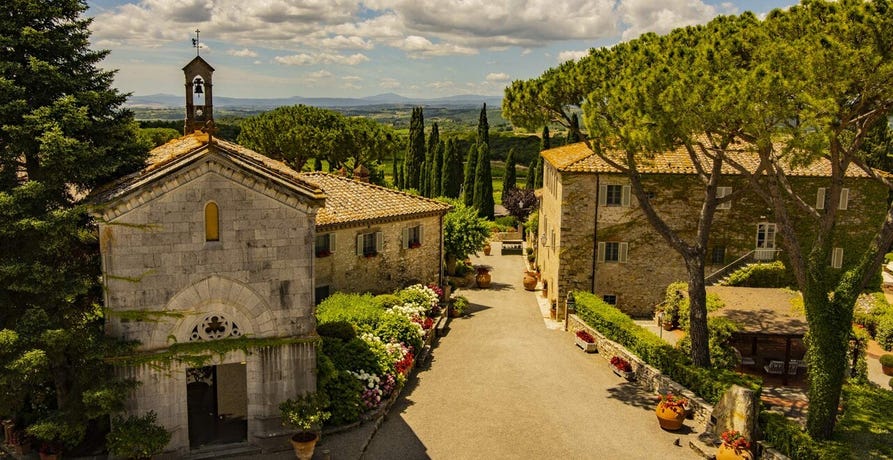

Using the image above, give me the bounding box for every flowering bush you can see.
[349,370,383,409]
[657,393,688,411]
[720,430,750,451]
[427,284,443,299]
[610,356,632,372]
[400,284,439,311]
[395,350,414,375]
[576,330,595,343]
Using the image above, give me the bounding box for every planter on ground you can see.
[880,354,893,376]
[655,394,688,431]
[574,335,597,353]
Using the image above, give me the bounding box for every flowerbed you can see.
[315,284,441,426]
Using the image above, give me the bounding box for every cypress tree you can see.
[404,107,425,190]
[313,157,323,171]
[503,148,517,192]
[473,143,495,219]
[534,154,544,189]
[397,164,405,190]
[419,159,428,196]
[462,144,477,207]
[430,139,443,197]
[425,123,440,197]
[477,103,489,148]
[525,159,536,190]
[542,125,551,151]
[566,113,581,144]
[391,151,399,187]
[441,138,463,198]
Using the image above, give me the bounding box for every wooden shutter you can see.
[621,186,631,207]
[839,188,849,210]
[831,247,843,268]
[329,233,336,253]
[717,187,732,210]
[418,225,424,245]
[356,234,364,256]
[376,231,383,252]
[598,184,607,206]
[619,242,629,263]
[816,188,826,210]
[401,227,409,249]
[597,242,605,262]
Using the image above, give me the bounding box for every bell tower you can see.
[183,29,214,134]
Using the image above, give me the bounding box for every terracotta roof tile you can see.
[298,172,452,229]
[544,141,873,178]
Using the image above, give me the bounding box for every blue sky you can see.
[87,0,796,99]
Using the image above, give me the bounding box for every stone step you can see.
[185,442,263,459]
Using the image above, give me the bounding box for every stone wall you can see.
[314,214,443,296]
[545,169,887,317]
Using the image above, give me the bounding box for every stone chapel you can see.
[91,56,324,455]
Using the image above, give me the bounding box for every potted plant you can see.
[450,295,469,317]
[574,330,597,353]
[522,270,538,290]
[106,411,171,460]
[717,430,753,460]
[483,242,492,256]
[880,353,893,376]
[38,442,63,460]
[280,392,331,460]
[655,393,688,431]
[475,265,492,288]
[610,356,635,380]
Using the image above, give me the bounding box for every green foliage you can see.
[503,148,517,191]
[533,154,543,189]
[678,317,740,370]
[316,293,384,328]
[573,292,759,404]
[723,262,795,288]
[279,392,331,432]
[404,107,426,190]
[852,293,890,337]
[441,200,490,260]
[372,294,402,309]
[316,353,363,426]
[430,139,443,198]
[661,282,688,327]
[451,296,469,316]
[477,103,489,147]
[473,143,495,219]
[879,354,893,367]
[26,416,86,449]
[374,313,423,353]
[525,158,536,190]
[524,211,539,241]
[138,127,180,147]
[106,411,171,459]
[441,138,463,199]
[316,321,357,342]
[462,144,477,206]
[494,216,518,229]
[876,313,893,351]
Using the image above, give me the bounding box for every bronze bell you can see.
[193,78,203,95]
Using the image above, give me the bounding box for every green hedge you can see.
[573,292,759,404]
[724,261,795,288]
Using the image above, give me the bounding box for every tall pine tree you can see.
[525,159,536,189]
[441,138,463,199]
[503,148,517,192]
[0,0,149,447]
[430,139,443,197]
[473,143,495,219]
[462,144,477,207]
[403,107,425,190]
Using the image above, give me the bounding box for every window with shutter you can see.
[717,187,732,210]
[839,188,849,210]
[404,225,422,249]
[358,233,379,257]
[831,247,843,269]
[816,187,826,210]
[315,233,334,257]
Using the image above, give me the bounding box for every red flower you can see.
[576,330,595,343]
[657,393,688,410]
[610,356,632,372]
[720,430,750,450]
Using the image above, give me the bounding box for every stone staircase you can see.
[705,250,758,286]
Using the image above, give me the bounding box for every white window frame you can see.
[315,233,335,257]
[598,241,628,263]
[755,223,777,261]
[599,184,631,207]
[402,225,423,249]
[831,247,844,269]
[716,186,732,210]
[356,231,383,257]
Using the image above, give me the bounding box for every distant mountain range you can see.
[126,92,503,109]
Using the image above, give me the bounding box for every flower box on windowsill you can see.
[574,335,597,353]
[316,250,331,258]
[408,242,421,249]
[363,252,378,258]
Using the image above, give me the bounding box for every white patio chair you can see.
[787,360,800,375]
[764,360,784,375]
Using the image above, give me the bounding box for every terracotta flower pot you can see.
[522,272,537,290]
[655,403,686,431]
[882,365,893,376]
[716,443,753,460]
[483,244,491,256]
[291,432,319,460]
[476,272,491,288]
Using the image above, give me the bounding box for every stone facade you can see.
[95,139,324,454]
[314,214,444,297]
[539,144,888,317]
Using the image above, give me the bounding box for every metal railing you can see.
[704,248,781,285]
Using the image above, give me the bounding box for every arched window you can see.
[205,202,219,241]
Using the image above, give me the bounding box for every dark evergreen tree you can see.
[397,164,405,190]
[534,154,544,189]
[565,113,582,144]
[473,143,495,219]
[477,103,490,148]
[424,123,440,197]
[0,0,150,448]
[403,107,425,190]
[313,157,323,171]
[430,139,444,197]
[391,151,399,187]
[441,138,463,199]
[419,159,428,196]
[462,144,477,207]
[525,159,536,189]
[503,148,517,192]
[541,125,551,151]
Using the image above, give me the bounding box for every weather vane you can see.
[191,29,201,56]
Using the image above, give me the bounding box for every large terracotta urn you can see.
[522,272,537,290]
[476,271,492,288]
[655,403,686,431]
[716,443,753,460]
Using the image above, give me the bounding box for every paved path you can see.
[363,243,701,459]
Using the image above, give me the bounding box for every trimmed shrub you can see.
[373,313,423,353]
[316,354,363,426]
[322,337,383,374]
[494,216,518,229]
[316,293,384,328]
[724,261,795,288]
[574,292,759,404]
[880,354,893,367]
[372,294,402,309]
[317,321,356,342]
[876,312,893,351]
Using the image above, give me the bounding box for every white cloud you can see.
[307,70,334,79]
[379,78,401,89]
[227,48,258,57]
[342,76,362,82]
[617,0,738,40]
[274,52,370,66]
[485,72,510,83]
[398,35,477,58]
[557,50,588,63]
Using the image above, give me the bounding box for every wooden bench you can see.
[501,240,524,255]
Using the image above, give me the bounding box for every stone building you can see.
[91,57,325,455]
[538,142,887,317]
[298,171,452,301]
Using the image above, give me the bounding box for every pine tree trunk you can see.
[686,258,711,368]
[803,285,850,439]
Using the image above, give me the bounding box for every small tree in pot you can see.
[280,392,331,460]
